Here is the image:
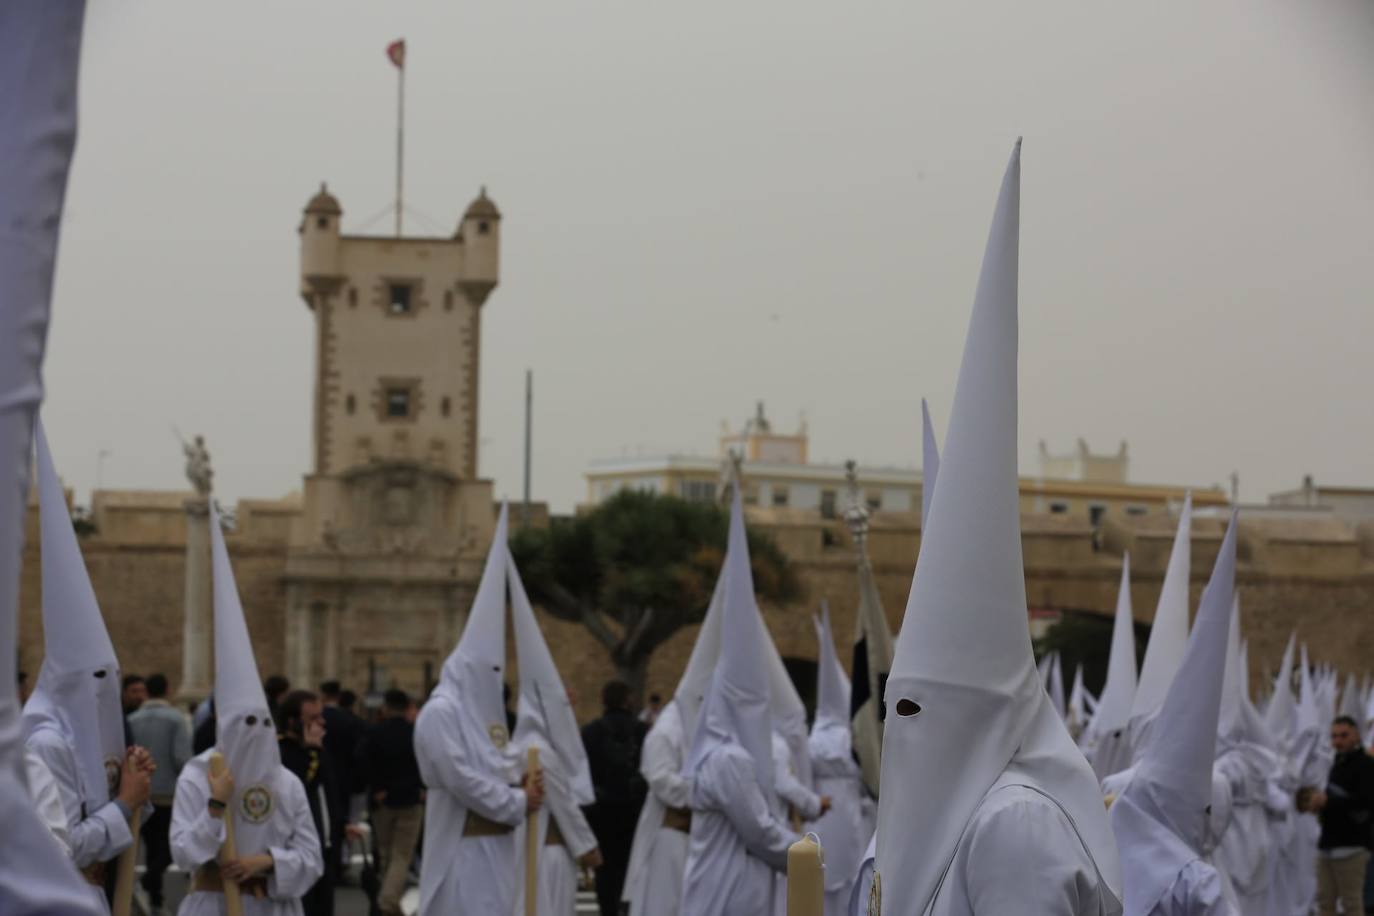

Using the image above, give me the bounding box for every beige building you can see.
[283,183,503,693]
[585,404,1229,527]
[1270,476,1374,523]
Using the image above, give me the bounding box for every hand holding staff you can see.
[112,748,155,916]
[209,752,245,916]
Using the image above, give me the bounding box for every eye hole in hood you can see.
[896,699,922,717]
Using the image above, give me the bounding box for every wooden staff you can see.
[525,746,541,916]
[111,806,142,916]
[786,833,824,916]
[209,753,245,916]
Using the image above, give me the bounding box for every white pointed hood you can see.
[1109,512,1238,916]
[508,547,593,806]
[1217,596,1244,741]
[1048,652,1067,720]
[1263,632,1297,752]
[208,497,283,857]
[684,489,773,796]
[1130,494,1192,724]
[23,420,125,815]
[812,602,851,737]
[1067,665,1089,733]
[920,398,940,532]
[674,571,724,744]
[435,504,512,771]
[765,607,812,789]
[875,141,1120,913]
[1339,672,1363,725]
[1088,554,1138,777]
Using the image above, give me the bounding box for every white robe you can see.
[170,752,323,916]
[26,721,134,869]
[682,744,798,916]
[624,702,691,916]
[414,691,527,916]
[921,782,1121,916]
[513,759,598,916]
[1140,861,1234,916]
[807,735,865,916]
[849,832,876,916]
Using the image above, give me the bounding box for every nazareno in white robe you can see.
[623,700,692,916]
[513,749,599,916]
[414,690,527,916]
[169,750,324,916]
[807,728,865,916]
[681,743,798,916]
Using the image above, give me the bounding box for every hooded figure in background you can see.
[1125,496,1193,762]
[1106,514,1240,916]
[681,489,800,916]
[1211,598,1287,914]
[170,502,323,915]
[509,547,601,916]
[623,575,723,916]
[872,140,1123,916]
[414,505,540,916]
[1087,556,1139,780]
[808,603,865,916]
[0,8,111,913]
[24,422,154,907]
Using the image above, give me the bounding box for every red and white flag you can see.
[386,39,405,69]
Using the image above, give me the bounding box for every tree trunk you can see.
[619,653,651,707]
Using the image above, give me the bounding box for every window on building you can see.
[1089,504,1107,527]
[441,396,451,418]
[866,491,883,511]
[477,221,491,235]
[1049,501,1069,514]
[772,486,790,507]
[743,483,760,506]
[820,489,837,519]
[348,286,358,307]
[444,289,454,310]
[386,388,412,418]
[345,394,356,415]
[388,283,413,315]
[316,216,328,229]
[1126,505,1147,517]
[682,480,716,503]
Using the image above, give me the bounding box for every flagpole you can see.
[395,55,404,237]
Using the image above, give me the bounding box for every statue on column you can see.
[180,433,213,497]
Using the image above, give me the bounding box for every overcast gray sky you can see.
[45,0,1374,513]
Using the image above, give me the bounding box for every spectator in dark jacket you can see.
[580,680,648,916]
[128,673,191,914]
[279,689,346,916]
[358,689,425,916]
[1306,715,1374,915]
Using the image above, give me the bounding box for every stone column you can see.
[176,497,213,702]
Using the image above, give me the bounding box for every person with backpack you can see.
[581,681,649,916]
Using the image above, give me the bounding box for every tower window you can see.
[388,283,413,315]
[477,221,490,235]
[386,388,411,418]
[441,396,451,418]
[345,394,356,415]
[316,216,328,229]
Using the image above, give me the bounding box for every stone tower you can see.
[285,184,502,695]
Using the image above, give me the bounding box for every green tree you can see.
[1034,610,1150,697]
[508,490,802,700]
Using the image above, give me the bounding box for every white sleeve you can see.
[544,766,598,859]
[169,765,226,871]
[27,729,132,868]
[415,704,526,826]
[773,738,821,820]
[265,775,325,901]
[643,722,691,810]
[26,749,71,856]
[1164,861,1239,916]
[708,751,799,872]
[964,794,1109,914]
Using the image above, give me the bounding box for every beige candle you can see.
[787,833,825,916]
